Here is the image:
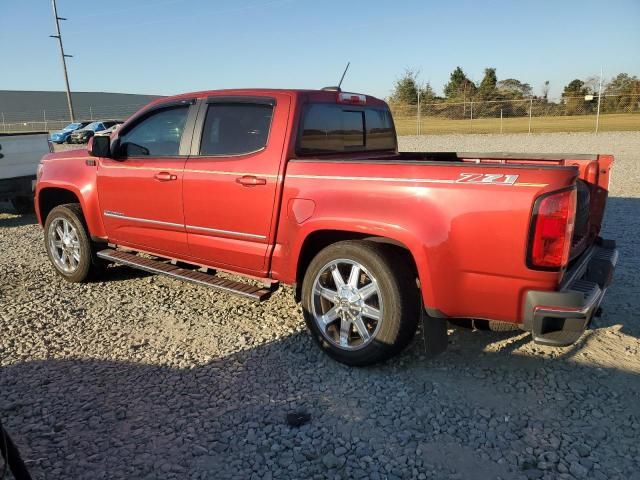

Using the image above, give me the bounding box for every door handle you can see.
[154,172,177,181]
[236,175,267,186]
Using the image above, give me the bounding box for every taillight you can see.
[527,187,577,270]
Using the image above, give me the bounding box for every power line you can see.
[50,0,75,122]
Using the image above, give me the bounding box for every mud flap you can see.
[421,310,448,356]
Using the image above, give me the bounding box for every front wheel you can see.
[44,203,101,282]
[301,241,419,366]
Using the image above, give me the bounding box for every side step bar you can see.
[97,249,274,302]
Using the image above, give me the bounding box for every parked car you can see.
[34,88,618,366]
[0,132,50,213]
[49,121,91,144]
[68,121,119,144]
[94,121,123,137]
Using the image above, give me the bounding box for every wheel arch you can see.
[37,184,106,239]
[293,229,422,303]
[38,187,81,225]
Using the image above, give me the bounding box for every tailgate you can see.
[0,133,51,180]
[459,152,614,260]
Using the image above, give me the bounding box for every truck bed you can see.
[0,133,50,180]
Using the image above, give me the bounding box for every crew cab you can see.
[34,88,618,365]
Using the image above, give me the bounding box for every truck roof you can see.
[143,88,389,109]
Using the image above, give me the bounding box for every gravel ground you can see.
[1,132,639,480]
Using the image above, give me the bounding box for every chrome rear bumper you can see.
[523,238,618,347]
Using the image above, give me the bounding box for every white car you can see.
[94,122,123,137]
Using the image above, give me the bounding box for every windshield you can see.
[63,122,82,131]
[84,122,102,132]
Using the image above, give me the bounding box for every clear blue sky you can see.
[2,0,639,100]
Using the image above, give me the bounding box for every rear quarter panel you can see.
[272,160,578,323]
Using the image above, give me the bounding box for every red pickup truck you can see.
[35,88,618,365]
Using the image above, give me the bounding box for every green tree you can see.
[496,78,532,98]
[419,82,436,102]
[604,73,640,113]
[562,79,590,115]
[389,68,420,105]
[443,66,476,100]
[477,68,497,99]
[562,79,589,97]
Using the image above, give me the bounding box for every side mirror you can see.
[88,135,111,158]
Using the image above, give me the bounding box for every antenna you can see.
[337,62,350,89]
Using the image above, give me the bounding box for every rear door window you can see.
[199,103,274,156]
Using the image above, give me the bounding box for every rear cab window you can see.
[297,98,396,155]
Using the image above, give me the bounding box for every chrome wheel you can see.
[311,259,383,350]
[48,217,81,273]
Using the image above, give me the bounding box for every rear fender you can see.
[271,217,439,309]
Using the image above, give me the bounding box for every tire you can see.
[11,196,34,215]
[301,241,419,366]
[44,203,101,283]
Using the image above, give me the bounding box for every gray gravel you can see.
[1,131,639,479]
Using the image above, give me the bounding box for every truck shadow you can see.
[2,324,638,480]
[598,196,640,339]
[1,196,637,478]
[92,264,153,282]
[0,203,37,228]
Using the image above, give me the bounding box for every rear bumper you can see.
[523,238,618,346]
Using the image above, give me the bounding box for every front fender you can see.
[36,155,106,238]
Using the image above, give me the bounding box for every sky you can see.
[1,0,639,101]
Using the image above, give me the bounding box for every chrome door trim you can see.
[186,224,266,240]
[103,211,266,239]
[103,211,184,229]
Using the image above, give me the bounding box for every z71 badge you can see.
[456,173,519,185]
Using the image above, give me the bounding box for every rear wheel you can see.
[301,241,419,366]
[44,203,102,282]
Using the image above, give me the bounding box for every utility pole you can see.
[528,96,533,134]
[595,67,603,134]
[50,0,75,122]
[416,89,421,135]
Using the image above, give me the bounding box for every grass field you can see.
[393,113,640,135]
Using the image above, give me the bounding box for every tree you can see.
[605,73,640,95]
[496,78,532,98]
[388,68,420,105]
[477,68,497,99]
[583,76,600,95]
[443,66,476,100]
[604,73,640,113]
[562,79,589,98]
[562,79,590,115]
[419,82,436,102]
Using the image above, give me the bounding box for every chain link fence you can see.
[1,94,639,135]
[0,103,147,134]
[390,94,640,135]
